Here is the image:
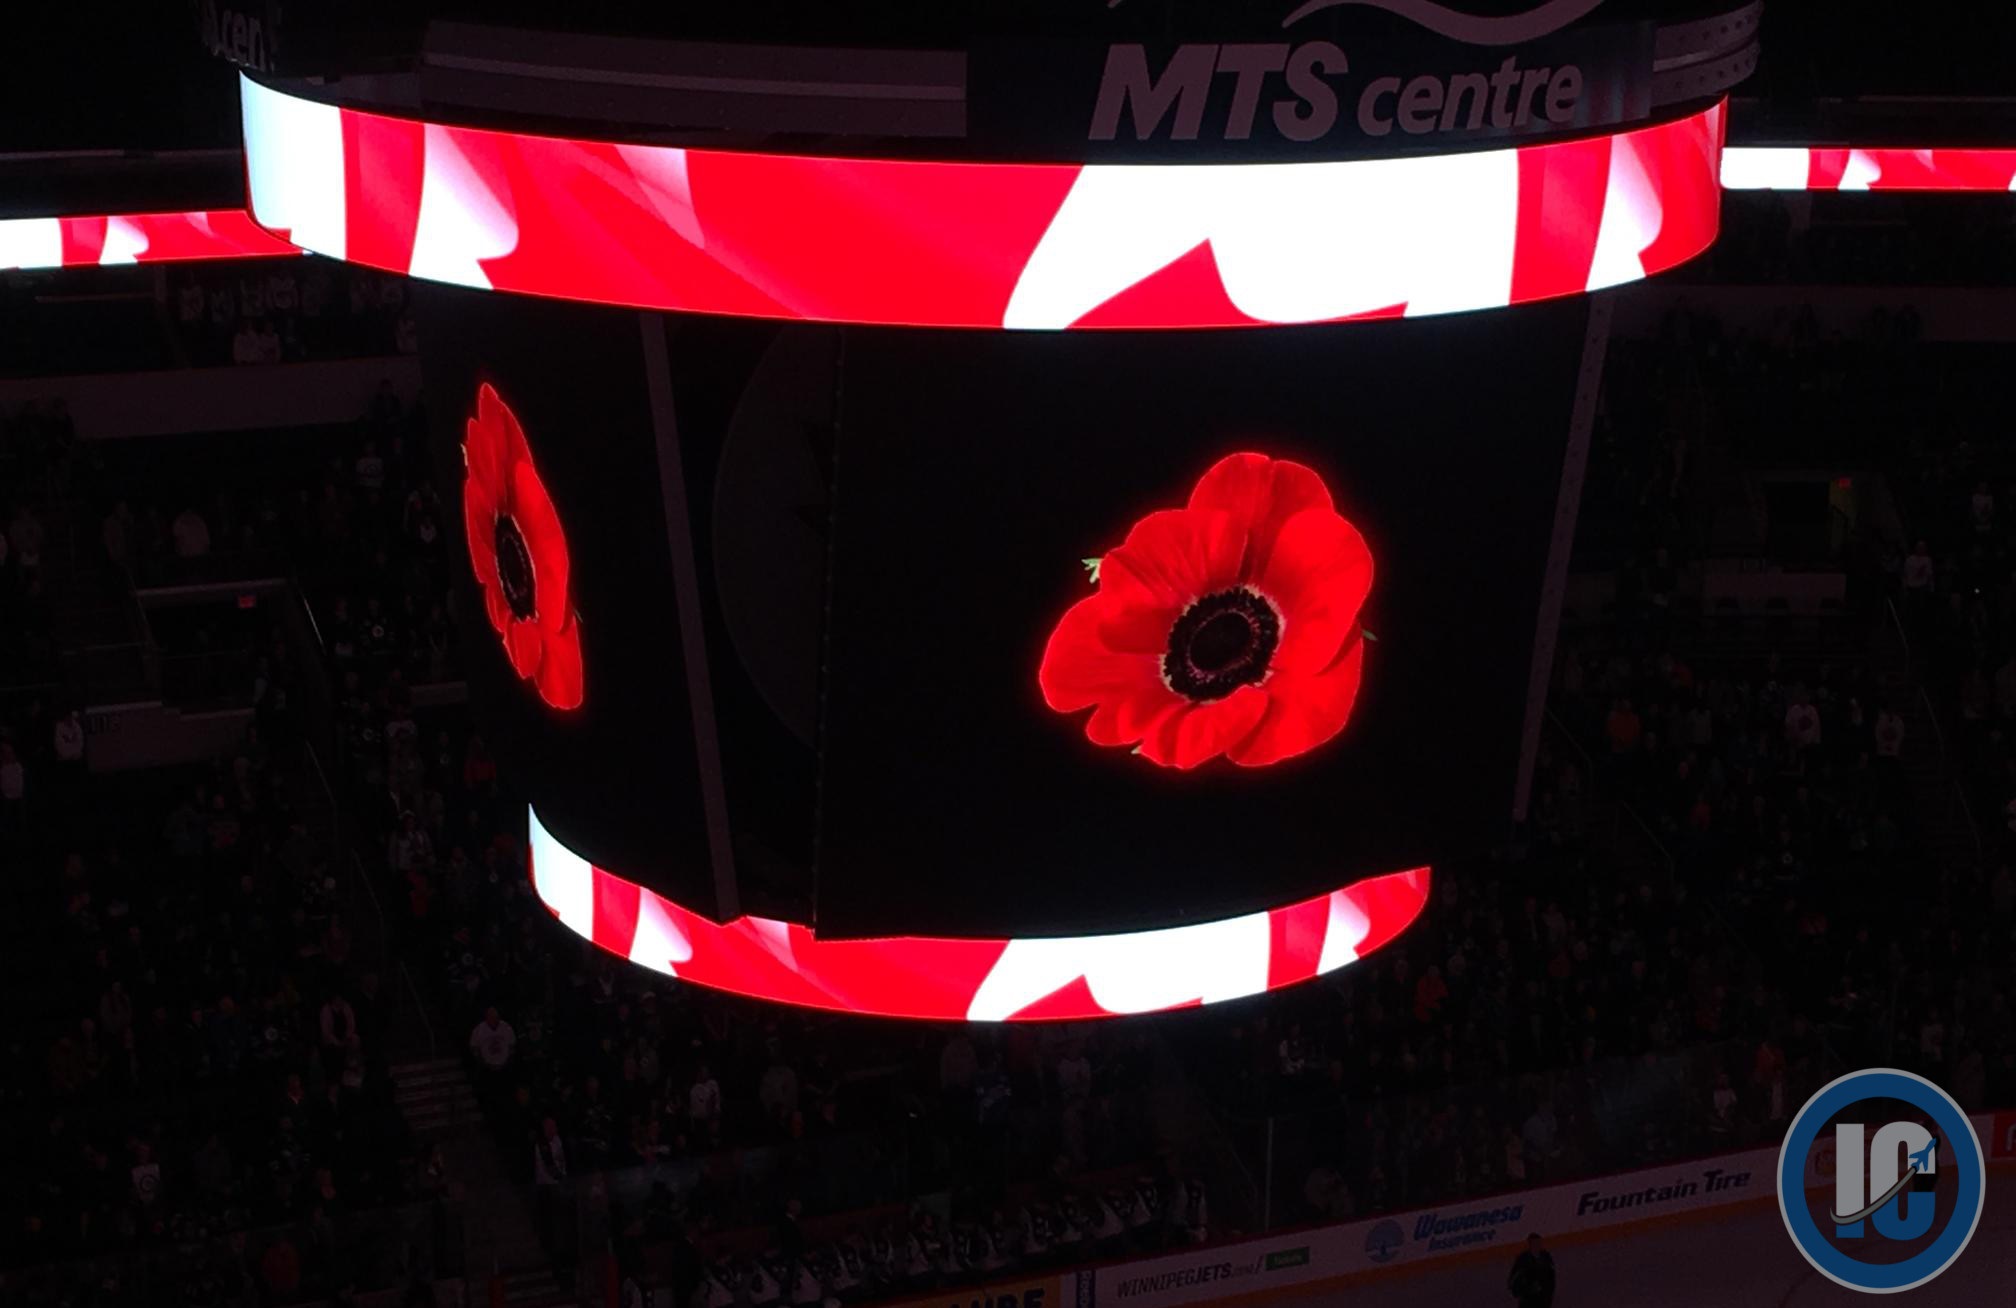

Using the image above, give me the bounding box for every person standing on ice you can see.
[1509,1232,1557,1308]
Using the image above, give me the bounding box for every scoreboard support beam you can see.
[641,312,743,921]
[1513,290,1614,822]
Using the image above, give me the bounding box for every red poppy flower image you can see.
[462,383,584,710]
[1039,453,1373,770]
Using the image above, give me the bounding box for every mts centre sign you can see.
[974,0,1658,158]
[1091,42,1599,143]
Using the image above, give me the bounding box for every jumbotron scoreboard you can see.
[35,0,2004,1019]
[224,0,1744,1019]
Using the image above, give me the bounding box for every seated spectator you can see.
[171,505,212,558]
[470,1006,516,1083]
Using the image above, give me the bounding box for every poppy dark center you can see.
[1190,612,1255,672]
[494,515,537,620]
[1164,587,1279,701]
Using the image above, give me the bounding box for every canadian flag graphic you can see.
[239,75,1724,330]
[528,807,1428,1022]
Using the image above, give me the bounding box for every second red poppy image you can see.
[1039,452,1375,771]
[462,382,585,711]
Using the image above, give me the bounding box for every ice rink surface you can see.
[1275,1169,2016,1307]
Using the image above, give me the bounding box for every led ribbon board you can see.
[240,75,1725,329]
[529,807,1431,1022]
[1721,147,2016,192]
[0,208,298,270]
[16,135,2016,279]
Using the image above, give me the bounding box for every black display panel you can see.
[417,286,1588,938]
[416,289,748,922]
[816,305,1586,936]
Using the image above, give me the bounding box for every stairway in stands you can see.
[389,1053,581,1306]
[1894,690,1984,875]
[391,1057,485,1136]
[1877,642,1984,878]
[32,472,158,705]
[494,1266,577,1308]
[1544,713,1680,898]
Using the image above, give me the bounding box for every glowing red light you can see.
[1722,147,2016,192]
[462,384,584,711]
[1041,453,1373,770]
[239,76,1725,329]
[527,808,1430,1021]
[0,209,300,270]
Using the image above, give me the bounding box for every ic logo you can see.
[1777,1069,1985,1294]
[1363,1219,1404,1264]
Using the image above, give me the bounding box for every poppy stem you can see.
[1082,557,1103,584]
[1362,627,1379,643]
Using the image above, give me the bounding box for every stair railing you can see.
[1882,597,1983,872]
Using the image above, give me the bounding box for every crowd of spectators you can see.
[66,384,460,697]
[1860,319,2016,1130]
[1563,648,1910,897]
[273,397,465,701]
[1172,295,2012,1232]
[668,1169,1211,1308]
[169,264,418,369]
[1171,732,1841,1229]
[1706,191,2016,286]
[0,260,417,381]
[332,685,1185,1301]
[1,399,72,687]
[0,371,461,1305]
[13,227,2016,1307]
[167,395,1195,1298]
[0,710,438,1306]
[1572,302,2016,1133]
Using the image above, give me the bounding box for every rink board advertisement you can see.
[1091,1149,1779,1307]
[1990,1111,2016,1159]
[1088,1114,2009,1307]
[881,1277,1074,1308]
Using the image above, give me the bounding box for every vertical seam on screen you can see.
[640,311,742,920]
[808,327,845,933]
[1512,289,1612,820]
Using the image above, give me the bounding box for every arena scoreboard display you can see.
[408,286,1589,939]
[175,0,1764,1017]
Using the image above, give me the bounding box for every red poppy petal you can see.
[1139,685,1270,770]
[1258,510,1374,675]
[505,618,545,680]
[509,461,572,633]
[463,480,500,590]
[1189,454,1333,575]
[481,581,512,638]
[535,618,585,710]
[463,431,500,504]
[464,384,516,502]
[1229,637,1366,767]
[1040,596,1175,733]
[1086,681,1185,747]
[487,383,534,472]
[1095,600,1184,657]
[1100,509,1247,613]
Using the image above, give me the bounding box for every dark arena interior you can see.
[4,3,2016,1306]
